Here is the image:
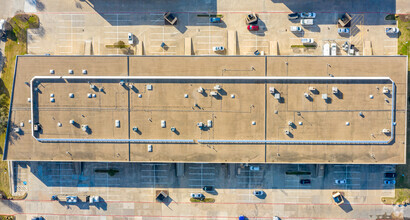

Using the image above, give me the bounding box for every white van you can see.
[300,19,314,25]
[290,26,302,32]
[323,43,330,56]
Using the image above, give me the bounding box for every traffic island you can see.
[190,198,215,203]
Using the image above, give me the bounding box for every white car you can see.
[128,33,133,44]
[213,46,225,52]
[253,190,264,196]
[300,12,316,19]
[290,26,302,32]
[335,179,346,184]
[301,38,314,44]
[385,27,399,34]
[190,193,205,199]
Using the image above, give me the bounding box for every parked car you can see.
[384,173,397,178]
[66,196,78,203]
[301,38,314,44]
[338,28,350,34]
[249,165,260,171]
[190,193,205,199]
[239,216,246,220]
[31,217,45,220]
[164,12,177,25]
[290,26,302,32]
[332,192,344,205]
[384,180,396,184]
[213,46,225,52]
[300,12,316,19]
[247,25,259,31]
[331,43,337,56]
[335,179,346,184]
[128,33,133,44]
[203,186,214,192]
[288,12,299,20]
[300,19,314,26]
[385,27,399,34]
[323,43,330,56]
[210,17,221,23]
[245,13,258,24]
[300,179,311,184]
[253,190,264,196]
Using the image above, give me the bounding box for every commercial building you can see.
[3,55,407,164]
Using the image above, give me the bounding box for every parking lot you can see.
[9,161,403,219]
[24,0,400,56]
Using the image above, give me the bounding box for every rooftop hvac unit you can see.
[197,87,204,93]
[207,120,213,128]
[288,121,293,126]
[133,127,138,132]
[322,94,328,100]
[33,124,39,132]
[82,69,87,74]
[69,120,75,124]
[285,130,290,135]
[68,69,74,74]
[14,128,20,133]
[304,93,309,98]
[210,91,218,96]
[197,122,204,129]
[147,84,153,90]
[332,87,338,94]
[382,129,391,134]
[129,85,134,89]
[309,87,316,92]
[81,125,89,132]
[382,87,390,94]
[171,127,176,132]
[269,87,275,94]
[50,69,55,74]
[148,145,153,152]
[115,120,120,128]
[161,120,166,128]
[274,93,280,100]
[214,85,221,90]
[20,122,24,127]
[90,84,95,89]
[119,80,125,86]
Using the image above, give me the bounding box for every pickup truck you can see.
[300,19,314,26]
[385,27,399,34]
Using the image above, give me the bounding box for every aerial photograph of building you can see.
[0,0,409,219]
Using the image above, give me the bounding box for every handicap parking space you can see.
[102,13,134,55]
[13,162,29,194]
[235,164,266,202]
[330,165,362,190]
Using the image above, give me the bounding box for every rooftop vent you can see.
[322,94,328,100]
[119,80,125,86]
[382,129,391,134]
[197,87,204,93]
[57,122,62,127]
[27,98,31,103]
[309,87,316,92]
[214,85,221,90]
[50,93,54,97]
[210,91,218,96]
[231,94,235,98]
[81,124,89,132]
[70,120,75,124]
[82,69,87,74]
[50,69,55,74]
[90,84,96,89]
[69,93,74,98]
[332,87,338,94]
[382,87,390,94]
[133,127,138,132]
[68,69,74,74]
[269,87,276,94]
[50,98,55,102]
[274,93,281,100]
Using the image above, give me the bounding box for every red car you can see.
[247,25,259,31]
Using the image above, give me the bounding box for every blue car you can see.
[210,17,221,23]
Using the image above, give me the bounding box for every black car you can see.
[288,13,299,20]
[300,179,311,184]
[384,173,397,178]
[202,186,215,192]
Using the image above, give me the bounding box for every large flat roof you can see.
[4,55,408,164]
